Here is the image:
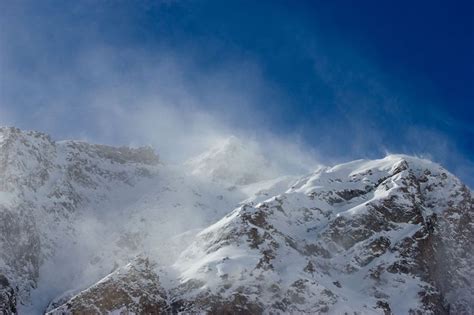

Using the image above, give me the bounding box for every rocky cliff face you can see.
[0,127,161,313]
[47,257,168,315]
[0,127,472,314]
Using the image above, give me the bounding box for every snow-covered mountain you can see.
[0,127,472,314]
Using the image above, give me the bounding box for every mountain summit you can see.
[0,127,472,314]
[185,136,279,185]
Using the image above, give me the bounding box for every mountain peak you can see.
[185,136,279,185]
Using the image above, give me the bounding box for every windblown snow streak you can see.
[0,127,472,314]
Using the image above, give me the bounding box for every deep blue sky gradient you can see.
[1,0,473,185]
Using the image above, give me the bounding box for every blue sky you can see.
[1,0,473,186]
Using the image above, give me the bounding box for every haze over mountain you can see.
[0,127,472,314]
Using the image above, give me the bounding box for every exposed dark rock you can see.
[0,275,16,315]
[46,258,167,315]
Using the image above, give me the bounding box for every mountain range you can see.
[0,127,472,314]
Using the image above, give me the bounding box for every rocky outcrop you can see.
[46,258,167,315]
[0,275,16,315]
